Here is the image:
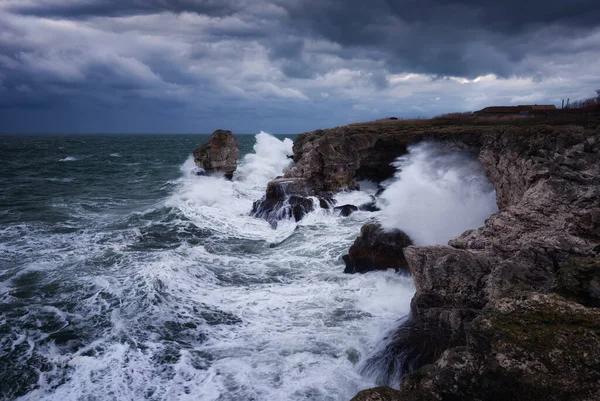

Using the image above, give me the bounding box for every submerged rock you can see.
[190,167,206,176]
[343,223,412,274]
[358,199,380,212]
[334,204,358,217]
[192,130,239,179]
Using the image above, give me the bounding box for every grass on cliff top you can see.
[350,113,600,129]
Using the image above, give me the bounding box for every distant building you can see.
[475,105,557,115]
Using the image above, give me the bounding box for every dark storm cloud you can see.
[8,0,600,78]
[276,0,600,77]
[1,0,600,133]
[9,0,250,19]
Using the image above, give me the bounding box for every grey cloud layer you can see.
[1,0,599,133]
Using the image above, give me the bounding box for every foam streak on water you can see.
[0,132,415,401]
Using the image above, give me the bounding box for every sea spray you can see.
[236,131,294,186]
[378,142,498,245]
[1,132,417,401]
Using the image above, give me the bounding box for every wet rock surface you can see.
[350,386,403,401]
[334,204,359,217]
[397,293,600,401]
[192,130,239,179]
[358,199,380,212]
[343,223,412,274]
[251,177,315,226]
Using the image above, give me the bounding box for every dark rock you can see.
[358,200,380,212]
[265,177,312,199]
[289,196,314,222]
[190,167,206,176]
[283,128,411,192]
[350,386,403,401]
[556,256,600,307]
[358,316,442,390]
[334,204,358,217]
[251,195,314,227]
[319,198,331,209]
[388,117,398,120]
[343,223,412,274]
[317,192,337,209]
[397,293,600,401]
[251,178,314,226]
[192,130,239,179]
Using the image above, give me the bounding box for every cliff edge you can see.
[279,117,600,400]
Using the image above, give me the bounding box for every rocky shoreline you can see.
[277,118,600,401]
[196,116,600,400]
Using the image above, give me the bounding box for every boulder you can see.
[342,223,412,274]
[350,386,403,401]
[251,178,314,226]
[334,204,358,217]
[358,199,380,212]
[192,130,239,179]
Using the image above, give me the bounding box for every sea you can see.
[0,132,417,401]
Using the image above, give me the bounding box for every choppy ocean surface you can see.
[0,133,416,401]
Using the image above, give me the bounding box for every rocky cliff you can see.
[273,118,600,400]
[388,125,600,401]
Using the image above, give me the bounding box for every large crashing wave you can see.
[171,131,293,211]
[236,131,294,187]
[168,131,297,241]
[377,142,498,245]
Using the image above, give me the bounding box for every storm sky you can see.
[1,0,599,133]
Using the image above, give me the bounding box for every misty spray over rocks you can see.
[378,142,498,245]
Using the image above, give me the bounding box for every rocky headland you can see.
[253,116,600,400]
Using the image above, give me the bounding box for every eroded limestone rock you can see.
[371,127,600,400]
[192,130,239,179]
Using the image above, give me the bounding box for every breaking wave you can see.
[378,142,498,245]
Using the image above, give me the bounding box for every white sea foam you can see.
[12,132,416,401]
[59,156,77,162]
[236,131,294,185]
[378,142,498,245]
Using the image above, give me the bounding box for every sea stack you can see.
[343,223,412,274]
[192,129,239,179]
